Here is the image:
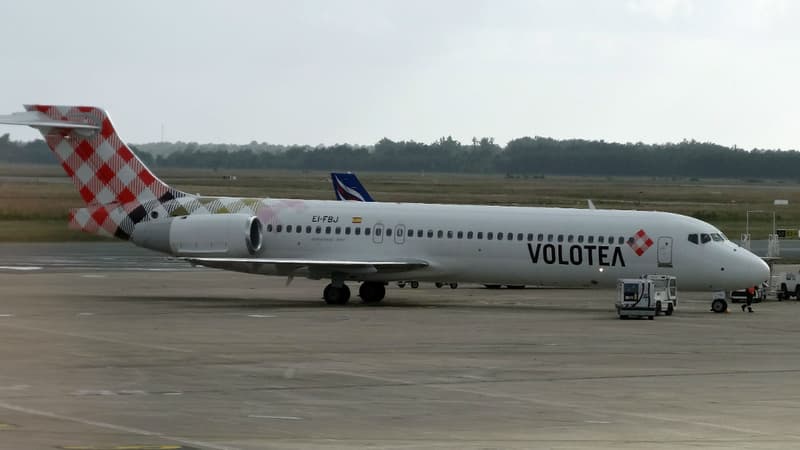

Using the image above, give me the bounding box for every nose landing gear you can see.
[711,297,728,313]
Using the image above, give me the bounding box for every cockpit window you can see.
[688,234,699,244]
[711,233,723,242]
[700,233,711,244]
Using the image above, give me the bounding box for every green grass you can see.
[0,164,797,241]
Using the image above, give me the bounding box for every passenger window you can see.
[386,228,392,237]
[335,227,341,235]
[538,234,544,242]
[497,232,503,241]
[306,225,312,233]
[345,227,351,235]
[457,231,464,239]
[355,227,361,235]
[558,235,564,243]
[365,228,371,236]
[437,230,443,238]
[325,226,331,234]
[286,225,292,233]
[375,228,382,237]
[701,233,711,244]
[276,225,283,233]
[527,233,533,241]
[477,232,483,239]
[618,237,624,245]
[578,235,584,243]
[588,236,594,243]
[598,236,604,244]
[417,229,423,238]
[688,234,698,244]
[547,234,553,242]
[427,230,434,238]
[467,231,473,239]
[447,230,453,239]
[508,232,514,241]
[518,233,524,241]
[315,226,322,234]
[608,236,613,244]
[567,235,574,243]
[487,232,494,240]
[266,224,273,232]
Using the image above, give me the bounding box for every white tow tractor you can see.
[645,274,678,316]
[616,278,657,320]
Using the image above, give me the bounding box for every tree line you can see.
[1,133,798,179]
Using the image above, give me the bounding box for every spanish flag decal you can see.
[352,216,363,224]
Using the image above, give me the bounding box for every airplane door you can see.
[373,223,384,244]
[394,225,406,244]
[658,237,673,267]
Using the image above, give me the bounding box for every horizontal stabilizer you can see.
[0,111,100,130]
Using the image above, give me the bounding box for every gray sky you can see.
[2,0,800,149]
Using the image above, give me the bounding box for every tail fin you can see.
[0,105,187,239]
[0,105,184,206]
[331,172,374,202]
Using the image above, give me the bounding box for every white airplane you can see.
[0,105,769,313]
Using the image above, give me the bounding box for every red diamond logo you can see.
[117,187,136,204]
[91,207,109,225]
[96,164,115,185]
[628,229,654,256]
[79,185,95,204]
[75,141,94,161]
[138,169,155,186]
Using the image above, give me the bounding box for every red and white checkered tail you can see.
[0,105,187,239]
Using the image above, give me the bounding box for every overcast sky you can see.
[2,0,800,149]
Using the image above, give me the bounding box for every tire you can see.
[795,285,800,301]
[484,284,502,289]
[323,284,350,305]
[435,282,444,289]
[449,283,458,289]
[711,298,727,313]
[666,303,674,316]
[655,301,662,316]
[359,281,386,304]
[410,281,419,289]
[648,315,654,320]
[781,284,789,300]
[397,282,406,288]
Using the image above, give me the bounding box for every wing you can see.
[182,257,429,278]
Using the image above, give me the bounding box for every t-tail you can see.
[0,105,187,239]
[331,172,374,202]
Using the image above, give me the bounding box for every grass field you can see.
[0,163,798,242]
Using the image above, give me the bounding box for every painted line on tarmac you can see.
[0,323,193,354]
[323,369,792,439]
[0,266,42,271]
[247,414,303,420]
[0,400,241,450]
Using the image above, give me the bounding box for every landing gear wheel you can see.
[323,284,350,305]
[666,303,674,316]
[449,283,458,289]
[711,298,727,313]
[410,281,419,289]
[485,284,501,289]
[359,281,386,304]
[397,282,406,288]
[435,282,444,288]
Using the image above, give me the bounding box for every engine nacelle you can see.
[131,214,263,257]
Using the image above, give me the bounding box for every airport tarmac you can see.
[1,244,800,449]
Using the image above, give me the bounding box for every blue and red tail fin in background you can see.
[0,105,187,238]
[331,172,374,202]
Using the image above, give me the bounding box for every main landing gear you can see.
[323,281,386,305]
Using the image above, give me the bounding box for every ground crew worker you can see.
[742,285,755,313]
